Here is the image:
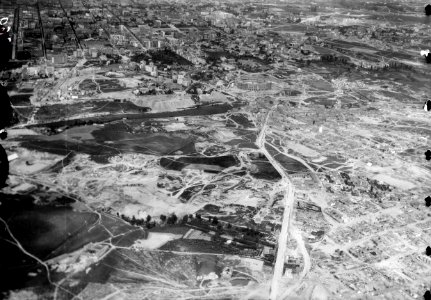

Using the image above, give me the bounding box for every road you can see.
[79,0,123,58]
[104,6,146,51]
[256,105,311,300]
[35,0,47,59]
[256,106,294,300]
[12,6,19,60]
[58,0,82,50]
[279,226,311,299]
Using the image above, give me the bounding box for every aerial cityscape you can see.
[0,0,431,299]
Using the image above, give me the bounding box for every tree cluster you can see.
[118,212,197,229]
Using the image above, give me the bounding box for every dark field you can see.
[148,49,193,66]
[14,106,34,121]
[79,79,126,93]
[271,24,308,32]
[10,93,32,105]
[226,139,259,149]
[19,138,123,163]
[17,88,34,93]
[34,100,148,122]
[322,163,343,169]
[228,113,254,128]
[180,185,204,201]
[324,155,348,165]
[160,155,238,171]
[19,123,196,163]
[265,143,309,174]
[93,123,196,154]
[28,103,235,129]
[366,13,431,25]
[250,161,282,181]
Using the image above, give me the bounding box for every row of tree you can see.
[117,212,204,229]
[116,212,265,244]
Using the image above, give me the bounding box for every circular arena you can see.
[235,74,273,91]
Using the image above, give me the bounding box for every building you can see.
[52,53,67,64]
[110,34,126,46]
[143,39,151,49]
[90,48,98,58]
[154,20,162,27]
[73,49,83,58]
[46,66,55,76]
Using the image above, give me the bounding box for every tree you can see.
[0,84,15,131]
[146,215,152,223]
[0,145,8,188]
[160,215,167,223]
[426,246,431,256]
[167,213,177,225]
[0,24,12,68]
[212,217,219,225]
[182,215,189,224]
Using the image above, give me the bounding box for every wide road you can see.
[256,104,312,300]
[58,0,82,50]
[104,6,146,51]
[35,0,47,59]
[255,105,294,300]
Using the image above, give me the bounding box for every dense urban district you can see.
[1,0,431,299]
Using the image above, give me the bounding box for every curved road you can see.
[256,105,311,300]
